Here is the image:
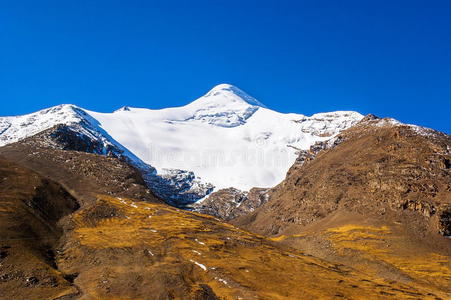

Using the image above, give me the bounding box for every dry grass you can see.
[326,224,451,293]
[56,195,449,299]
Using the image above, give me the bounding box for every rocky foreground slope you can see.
[0,156,445,299]
[234,115,451,294]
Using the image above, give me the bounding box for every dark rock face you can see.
[146,169,214,207]
[48,124,122,157]
[192,187,268,220]
[294,137,343,167]
[438,208,451,236]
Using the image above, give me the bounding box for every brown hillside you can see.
[234,117,451,294]
[2,159,446,299]
[0,126,161,206]
[0,159,79,299]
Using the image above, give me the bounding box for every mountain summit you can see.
[183,84,265,127]
[200,83,266,108]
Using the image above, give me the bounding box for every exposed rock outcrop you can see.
[191,187,268,220]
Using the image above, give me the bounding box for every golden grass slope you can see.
[56,195,448,299]
[326,224,451,293]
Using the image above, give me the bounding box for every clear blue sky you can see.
[1,0,450,133]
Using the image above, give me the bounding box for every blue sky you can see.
[0,0,450,133]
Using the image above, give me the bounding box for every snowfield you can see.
[0,84,363,204]
[86,84,363,191]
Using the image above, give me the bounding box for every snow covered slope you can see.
[0,84,363,204]
[86,84,363,191]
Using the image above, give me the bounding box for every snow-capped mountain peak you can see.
[0,84,365,206]
[0,104,86,146]
[201,83,266,108]
[182,84,265,127]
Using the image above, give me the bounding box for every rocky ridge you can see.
[192,188,269,221]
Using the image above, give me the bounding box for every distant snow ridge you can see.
[295,112,364,136]
[0,104,83,146]
[0,84,365,206]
